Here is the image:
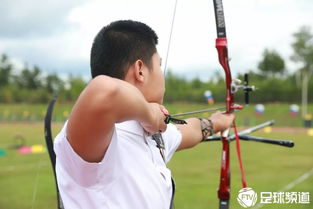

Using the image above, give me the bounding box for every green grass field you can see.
[0,103,312,209]
[0,103,312,127]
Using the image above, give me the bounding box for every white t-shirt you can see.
[54,120,182,209]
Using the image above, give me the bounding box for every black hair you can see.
[90,20,158,79]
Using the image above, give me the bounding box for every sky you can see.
[0,0,312,81]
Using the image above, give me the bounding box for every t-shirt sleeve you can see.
[161,123,182,163]
[54,122,119,188]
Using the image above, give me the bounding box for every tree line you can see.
[164,70,311,104]
[0,26,312,104]
[0,54,86,103]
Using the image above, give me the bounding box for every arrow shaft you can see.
[171,106,225,117]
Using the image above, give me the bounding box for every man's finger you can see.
[160,106,169,116]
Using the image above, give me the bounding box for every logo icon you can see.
[237,187,257,208]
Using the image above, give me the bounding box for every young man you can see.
[54,20,234,209]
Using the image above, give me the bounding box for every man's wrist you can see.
[198,118,214,141]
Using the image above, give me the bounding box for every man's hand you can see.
[140,104,167,135]
[209,111,235,133]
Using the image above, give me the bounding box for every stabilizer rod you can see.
[203,120,294,148]
[237,135,294,147]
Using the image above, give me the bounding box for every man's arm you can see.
[66,75,166,163]
[176,112,234,151]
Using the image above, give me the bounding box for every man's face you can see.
[144,52,165,104]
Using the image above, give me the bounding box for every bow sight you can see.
[231,74,256,105]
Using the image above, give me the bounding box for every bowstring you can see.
[163,0,178,77]
[31,151,44,209]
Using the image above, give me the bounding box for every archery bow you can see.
[213,0,248,208]
[161,0,250,207]
[44,95,64,209]
[163,1,293,208]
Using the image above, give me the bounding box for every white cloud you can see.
[0,0,86,37]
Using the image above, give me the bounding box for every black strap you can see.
[170,177,176,209]
[152,133,175,209]
[44,95,64,209]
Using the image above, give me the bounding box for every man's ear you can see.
[134,59,145,83]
